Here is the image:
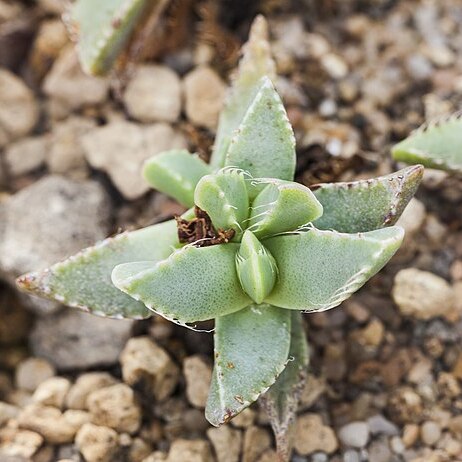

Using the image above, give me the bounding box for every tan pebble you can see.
[183,355,212,409]
[167,439,214,462]
[0,401,20,426]
[120,336,180,401]
[294,414,338,455]
[142,451,168,462]
[82,122,186,200]
[17,404,78,444]
[43,46,109,113]
[15,358,55,392]
[0,428,43,459]
[207,425,242,462]
[124,65,182,123]
[421,421,442,446]
[65,372,117,410]
[183,66,226,130]
[392,268,454,320]
[0,69,39,147]
[256,449,278,462]
[32,376,71,409]
[128,437,152,462]
[87,383,141,434]
[75,423,119,462]
[242,426,271,462]
[402,424,419,447]
[230,407,256,429]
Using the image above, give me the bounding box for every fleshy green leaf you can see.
[224,77,296,181]
[211,15,276,169]
[392,113,462,171]
[194,169,249,236]
[143,150,211,208]
[261,312,309,461]
[264,226,404,311]
[72,0,168,76]
[16,220,179,319]
[248,180,323,238]
[312,165,423,233]
[112,244,250,323]
[235,231,277,304]
[205,305,291,426]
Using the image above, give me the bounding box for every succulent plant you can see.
[392,112,462,172]
[68,0,169,76]
[17,16,423,460]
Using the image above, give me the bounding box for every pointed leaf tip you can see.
[112,244,251,323]
[16,220,179,319]
[313,166,423,233]
[264,226,404,311]
[211,15,276,169]
[205,305,291,426]
[224,78,296,181]
[392,112,462,171]
[236,231,277,304]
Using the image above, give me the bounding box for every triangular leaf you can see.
[264,226,404,311]
[205,305,291,426]
[248,180,323,238]
[392,113,462,171]
[211,15,276,169]
[112,244,250,323]
[224,77,296,181]
[16,220,179,319]
[72,0,168,76]
[312,166,423,233]
[143,150,211,208]
[260,312,309,461]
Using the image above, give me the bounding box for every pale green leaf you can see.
[264,226,404,311]
[143,150,211,208]
[16,220,179,319]
[112,244,250,323]
[194,169,249,236]
[236,231,277,304]
[224,77,296,181]
[312,166,423,233]
[392,113,462,171]
[72,0,168,76]
[248,180,323,238]
[261,312,309,461]
[205,305,291,426]
[211,15,276,169]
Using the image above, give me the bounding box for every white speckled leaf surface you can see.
[16,220,179,319]
[205,305,291,426]
[392,114,462,171]
[264,226,404,311]
[112,244,251,323]
[225,78,296,181]
[312,166,423,233]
